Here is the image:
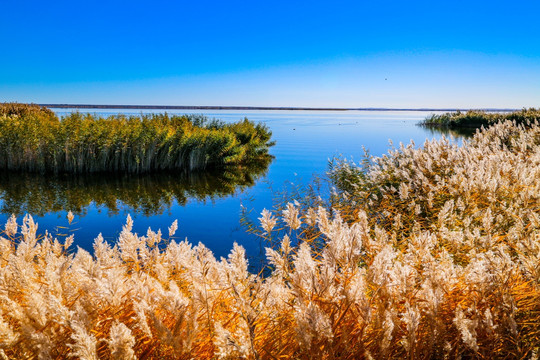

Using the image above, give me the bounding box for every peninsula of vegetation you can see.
[0,103,274,174]
[421,108,540,128]
[0,119,538,358]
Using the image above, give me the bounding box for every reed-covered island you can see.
[0,120,538,359]
[0,103,274,173]
[421,108,540,128]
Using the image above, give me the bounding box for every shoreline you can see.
[38,103,520,112]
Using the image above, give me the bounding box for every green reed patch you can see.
[420,108,540,128]
[0,103,274,173]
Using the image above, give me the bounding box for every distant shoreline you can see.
[39,104,520,112]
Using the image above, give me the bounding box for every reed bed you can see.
[0,103,274,173]
[421,108,540,128]
[0,121,538,359]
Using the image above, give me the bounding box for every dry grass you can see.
[0,121,538,359]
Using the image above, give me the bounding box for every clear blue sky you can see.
[1,0,539,108]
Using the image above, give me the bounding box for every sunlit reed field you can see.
[0,103,274,173]
[0,120,538,359]
[421,108,540,128]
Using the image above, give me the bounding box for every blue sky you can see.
[1,0,539,108]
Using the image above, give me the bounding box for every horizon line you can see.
[37,104,523,112]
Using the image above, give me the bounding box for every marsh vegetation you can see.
[0,103,274,173]
[421,108,540,129]
[0,120,538,358]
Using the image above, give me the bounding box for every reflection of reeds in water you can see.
[421,124,476,138]
[0,103,274,173]
[0,158,271,216]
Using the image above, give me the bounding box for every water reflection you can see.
[420,125,476,138]
[0,158,271,217]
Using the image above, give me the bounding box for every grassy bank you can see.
[0,103,274,173]
[0,120,538,358]
[420,108,540,128]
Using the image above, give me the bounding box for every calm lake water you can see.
[0,110,457,262]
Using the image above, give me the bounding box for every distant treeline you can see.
[39,103,521,112]
[0,103,274,173]
[421,108,540,128]
[41,103,351,111]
